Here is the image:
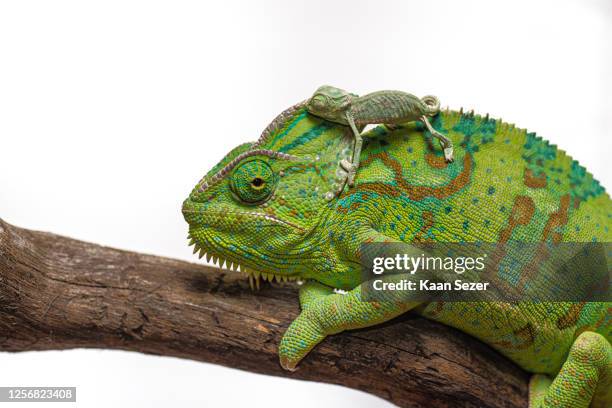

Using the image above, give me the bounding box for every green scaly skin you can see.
[182,104,611,407]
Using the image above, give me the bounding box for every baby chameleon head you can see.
[306,85,356,124]
[181,143,331,287]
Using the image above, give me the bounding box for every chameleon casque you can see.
[182,92,611,407]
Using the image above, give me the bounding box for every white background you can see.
[1,1,610,407]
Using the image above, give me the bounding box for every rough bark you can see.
[0,218,528,407]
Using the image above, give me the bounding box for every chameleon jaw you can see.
[186,234,300,290]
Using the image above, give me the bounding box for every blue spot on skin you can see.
[488,186,496,195]
[445,206,452,214]
[462,220,469,231]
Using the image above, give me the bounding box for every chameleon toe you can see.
[279,355,298,372]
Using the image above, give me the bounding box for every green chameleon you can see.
[306,85,454,187]
[182,100,611,407]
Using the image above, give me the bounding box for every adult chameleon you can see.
[306,85,454,187]
[182,101,611,407]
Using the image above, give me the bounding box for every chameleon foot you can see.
[444,146,454,163]
[279,355,298,372]
[279,306,327,371]
[528,331,611,407]
[340,159,357,187]
[421,115,454,163]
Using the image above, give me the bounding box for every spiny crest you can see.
[439,108,605,201]
[186,231,301,290]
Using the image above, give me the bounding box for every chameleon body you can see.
[183,104,611,407]
[306,85,454,186]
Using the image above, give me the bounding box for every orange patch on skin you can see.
[517,194,571,289]
[557,303,586,330]
[425,153,449,169]
[492,323,536,350]
[592,307,612,331]
[524,168,547,188]
[414,211,435,243]
[499,195,536,243]
[489,196,536,295]
[343,152,473,202]
[542,194,571,244]
[426,301,446,317]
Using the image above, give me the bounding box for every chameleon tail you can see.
[421,95,440,116]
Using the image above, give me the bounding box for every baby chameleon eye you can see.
[308,95,329,112]
[230,159,276,204]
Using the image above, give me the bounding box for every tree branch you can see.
[0,218,528,407]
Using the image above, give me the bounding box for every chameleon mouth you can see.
[212,209,304,231]
[182,201,303,232]
[186,232,300,290]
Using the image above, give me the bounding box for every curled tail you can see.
[421,95,440,116]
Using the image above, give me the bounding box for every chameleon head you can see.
[182,143,327,286]
[306,85,354,124]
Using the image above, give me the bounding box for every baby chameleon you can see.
[306,85,454,187]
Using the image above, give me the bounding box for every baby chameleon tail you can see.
[306,85,454,187]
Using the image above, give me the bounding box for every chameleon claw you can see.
[279,355,298,372]
[340,159,352,172]
[346,169,357,187]
[340,159,357,187]
[443,147,454,163]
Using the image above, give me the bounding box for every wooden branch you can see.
[0,218,528,407]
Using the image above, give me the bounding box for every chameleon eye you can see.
[231,159,276,204]
[309,95,328,111]
[251,177,265,190]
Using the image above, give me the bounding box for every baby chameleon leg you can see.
[339,111,363,187]
[420,115,454,162]
[528,331,611,408]
[279,277,420,371]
